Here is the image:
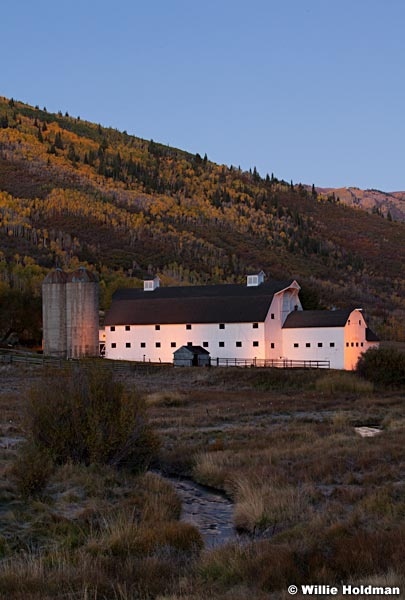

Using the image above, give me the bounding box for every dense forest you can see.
[0,96,404,344]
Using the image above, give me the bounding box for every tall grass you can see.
[231,475,313,533]
[315,371,374,394]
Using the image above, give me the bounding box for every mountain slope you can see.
[0,96,404,342]
[316,186,405,222]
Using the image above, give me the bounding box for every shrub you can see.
[357,347,405,388]
[25,365,159,472]
[10,442,54,498]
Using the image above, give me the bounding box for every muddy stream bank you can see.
[159,472,240,547]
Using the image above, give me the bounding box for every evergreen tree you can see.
[67,143,77,163]
[54,131,64,150]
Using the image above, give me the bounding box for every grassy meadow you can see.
[0,362,404,599]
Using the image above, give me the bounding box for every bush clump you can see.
[357,347,405,388]
[10,442,54,498]
[23,364,159,473]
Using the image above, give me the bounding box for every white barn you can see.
[103,274,379,370]
[282,308,379,370]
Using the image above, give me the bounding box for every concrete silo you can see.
[66,267,99,358]
[42,268,68,357]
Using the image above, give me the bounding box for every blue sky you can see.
[2,0,405,190]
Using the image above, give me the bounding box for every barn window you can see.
[356,342,359,347]
[219,341,225,347]
[330,342,335,347]
[346,342,349,347]
[252,323,258,329]
[236,341,242,347]
[294,343,299,348]
[141,342,146,348]
[361,342,364,347]
[155,324,160,330]
[111,343,116,348]
[270,343,275,349]
[171,342,176,347]
[126,342,131,348]
[253,341,259,347]
[351,342,354,347]
[125,325,130,331]
[155,342,161,348]
[203,341,209,347]
[186,324,192,330]
[219,323,225,329]
[359,320,361,325]
[318,342,323,348]
[271,314,275,319]
[110,326,115,331]
[306,343,311,348]
[187,342,193,347]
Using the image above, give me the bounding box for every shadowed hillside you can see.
[0,96,404,343]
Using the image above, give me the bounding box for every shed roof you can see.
[173,345,210,356]
[282,309,352,329]
[105,280,296,326]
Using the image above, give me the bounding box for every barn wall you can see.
[282,327,345,369]
[343,310,374,370]
[105,321,266,362]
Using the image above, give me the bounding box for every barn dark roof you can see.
[365,328,379,342]
[105,280,296,326]
[282,309,352,329]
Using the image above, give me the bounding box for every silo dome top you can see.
[67,267,98,283]
[43,268,68,284]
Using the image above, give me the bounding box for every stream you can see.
[162,474,239,547]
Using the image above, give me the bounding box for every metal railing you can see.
[211,357,330,369]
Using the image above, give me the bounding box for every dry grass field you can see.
[0,362,404,599]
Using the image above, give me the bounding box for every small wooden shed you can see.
[173,345,211,367]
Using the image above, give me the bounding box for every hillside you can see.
[0,96,404,343]
[316,186,405,222]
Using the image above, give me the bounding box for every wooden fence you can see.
[0,351,330,370]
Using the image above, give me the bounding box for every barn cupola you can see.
[143,275,161,292]
[246,270,265,287]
